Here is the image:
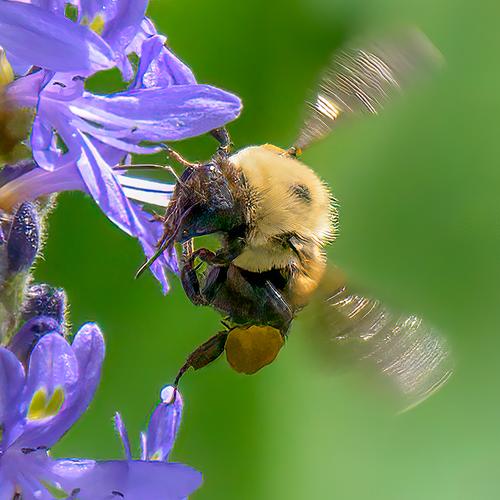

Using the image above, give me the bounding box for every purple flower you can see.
[0,1,242,291]
[54,386,201,499]
[0,0,115,74]
[0,322,202,499]
[0,322,105,498]
[0,155,178,292]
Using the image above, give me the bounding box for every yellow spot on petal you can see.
[27,386,65,420]
[225,325,284,374]
[150,450,163,461]
[45,387,65,417]
[0,48,14,87]
[89,15,105,35]
[27,388,48,420]
[82,15,105,35]
[40,480,69,499]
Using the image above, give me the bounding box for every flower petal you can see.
[114,412,132,460]
[34,0,68,16]
[13,324,104,449]
[131,35,196,90]
[0,346,25,444]
[70,84,242,142]
[0,474,15,500]
[76,132,144,234]
[63,323,105,429]
[134,205,178,294]
[30,113,58,171]
[0,162,85,212]
[53,459,202,500]
[79,0,148,79]
[145,386,183,462]
[76,133,174,291]
[7,316,61,367]
[0,159,37,188]
[100,0,148,53]
[6,70,45,107]
[0,2,114,73]
[15,333,79,449]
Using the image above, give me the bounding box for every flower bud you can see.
[7,201,39,274]
[22,284,67,326]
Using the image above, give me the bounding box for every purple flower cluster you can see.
[0,0,242,293]
[0,204,201,498]
[0,0,240,497]
[0,320,200,499]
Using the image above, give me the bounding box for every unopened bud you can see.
[22,284,67,326]
[7,202,39,274]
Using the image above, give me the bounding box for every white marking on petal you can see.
[118,175,174,207]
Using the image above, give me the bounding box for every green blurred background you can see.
[38,0,500,498]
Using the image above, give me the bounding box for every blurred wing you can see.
[307,278,453,410]
[295,28,442,151]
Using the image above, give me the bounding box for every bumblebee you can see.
[138,29,452,404]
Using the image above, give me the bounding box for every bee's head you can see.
[165,159,247,244]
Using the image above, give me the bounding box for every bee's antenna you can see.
[135,233,174,279]
[160,144,200,168]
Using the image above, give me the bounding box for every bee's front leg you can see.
[180,247,211,306]
[195,238,245,266]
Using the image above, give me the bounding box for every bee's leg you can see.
[210,127,232,155]
[180,249,209,306]
[194,238,245,266]
[181,242,232,305]
[174,331,228,386]
[212,237,245,264]
[261,279,294,334]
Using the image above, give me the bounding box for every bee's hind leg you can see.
[174,331,228,386]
